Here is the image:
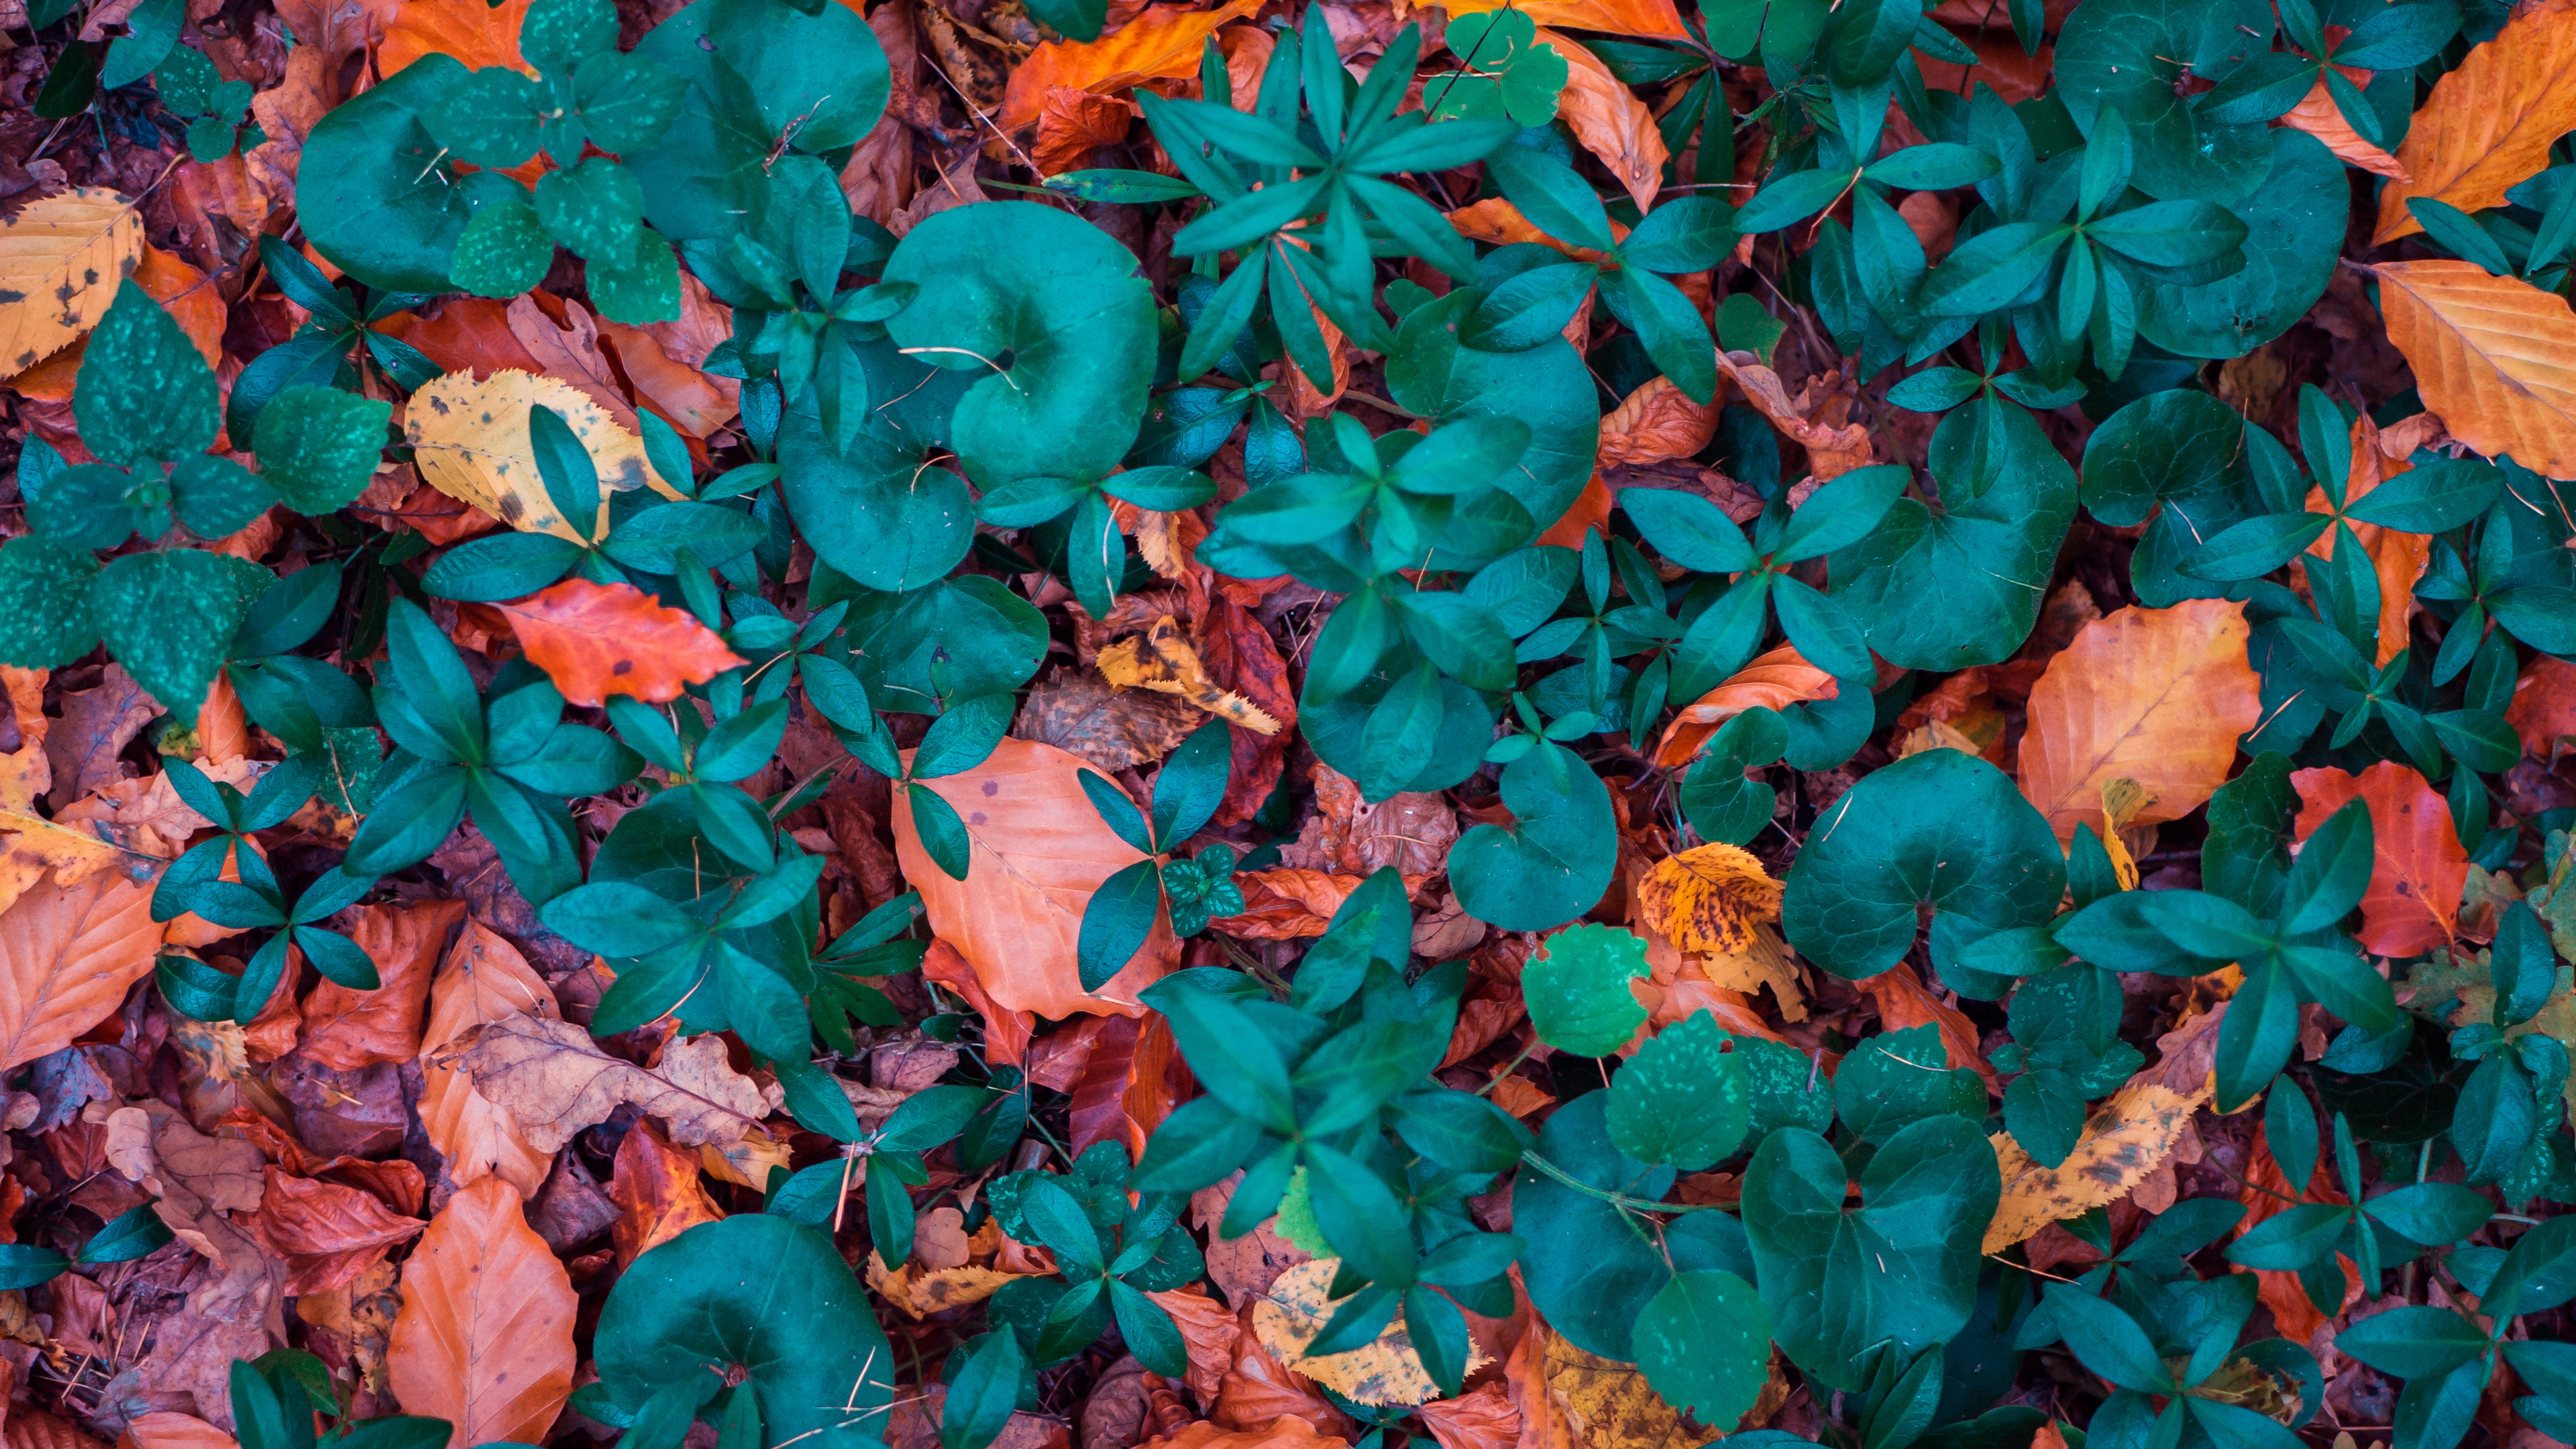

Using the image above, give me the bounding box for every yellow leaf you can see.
[1513,1319,1704,1448]
[1097,614,1283,735]
[1698,922,1808,1022]
[2373,0,2576,244]
[1984,1080,2210,1254]
[0,187,144,379]
[865,1256,1034,1318]
[1638,843,1781,956]
[2371,261,2576,483]
[402,369,683,541]
[2017,599,2263,845]
[1255,1257,1487,1408]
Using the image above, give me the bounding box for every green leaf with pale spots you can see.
[72,281,217,468]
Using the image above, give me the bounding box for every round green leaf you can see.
[1607,1008,1751,1170]
[2135,128,2345,360]
[1521,922,1650,1057]
[254,385,394,515]
[1387,290,1600,562]
[2054,0,2277,204]
[1635,1270,1773,1428]
[1450,738,1616,932]
[297,54,478,292]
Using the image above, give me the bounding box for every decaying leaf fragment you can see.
[0,188,144,378]
[1639,843,1782,956]
[1984,1079,2210,1252]
[431,1014,784,1152]
[1099,615,1283,735]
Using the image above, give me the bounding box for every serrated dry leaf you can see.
[2290,761,2466,957]
[1277,761,1457,877]
[2371,261,2576,481]
[1655,645,1839,767]
[1255,1258,1485,1409]
[1639,843,1781,955]
[2373,0,2576,244]
[0,868,162,1070]
[1984,1079,2210,1252]
[894,738,1179,1018]
[419,921,555,1199]
[2017,598,2263,845]
[243,1165,425,1295]
[0,188,144,379]
[403,369,682,540]
[1509,1318,1697,1449]
[1716,352,1874,483]
[386,1177,578,1449]
[433,1014,784,1152]
[496,579,747,708]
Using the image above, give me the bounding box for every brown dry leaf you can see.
[1984,1079,2210,1252]
[1692,923,1808,1023]
[893,738,1179,1018]
[2372,0,2576,244]
[1538,31,1668,209]
[1859,961,1994,1085]
[1599,376,1719,467]
[1654,645,1839,767]
[404,369,682,539]
[0,668,50,814]
[299,899,462,1070]
[1638,843,1782,955]
[2279,68,2410,180]
[2371,262,2576,481]
[1509,1318,1698,1449]
[386,1177,578,1449]
[0,808,143,920]
[2290,761,2466,957]
[867,1254,1038,1318]
[1715,352,1873,481]
[2507,655,2576,760]
[496,579,748,708]
[1213,868,1366,939]
[1036,87,1138,174]
[502,296,637,432]
[419,921,555,1199]
[1414,1383,1521,1449]
[433,1014,784,1152]
[118,1415,237,1449]
[380,0,533,74]
[595,315,739,440]
[1000,0,1265,130]
[609,1117,724,1267]
[1015,666,1205,773]
[0,869,162,1070]
[1278,761,1458,877]
[47,665,158,807]
[0,188,143,379]
[2017,598,2263,844]
[243,1166,425,1295]
[1442,0,1688,39]
[1148,1286,1244,1403]
[1144,1421,1353,1449]
[1256,1259,1484,1408]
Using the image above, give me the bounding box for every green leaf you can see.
[74,281,218,467]
[1635,1270,1774,1427]
[2135,129,2345,358]
[0,536,101,668]
[1782,747,2065,979]
[297,54,478,292]
[448,199,555,299]
[0,1243,69,1291]
[254,384,393,513]
[93,550,268,727]
[1521,923,1650,1057]
[1605,1008,1750,1169]
[1450,737,1616,931]
[2336,1305,2489,1382]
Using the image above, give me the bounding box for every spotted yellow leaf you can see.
[1640,843,1782,956]
[403,369,683,541]
[1255,1257,1487,1407]
[1984,1079,2210,1253]
[0,188,144,379]
[1097,614,1283,735]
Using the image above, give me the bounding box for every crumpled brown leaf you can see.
[298,900,465,1070]
[1277,763,1457,878]
[432,1014,784,1152]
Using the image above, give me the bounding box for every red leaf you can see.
[2290,761,2467,957]
[497,579,747,708]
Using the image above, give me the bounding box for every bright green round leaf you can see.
[1607,1008,1751,1170]
[449,199,556,299]
[1521,922,1650,1057]
[1636,1270,1774,1428]
[298,54,478,293]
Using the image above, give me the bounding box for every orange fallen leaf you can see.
[1539,30,1668,209]
[1638,843,1781,955]
[243,1165,425,1295]
[1654,645,1839,767]
[496,579,747,708]
[1444,197,1613,262]
[386,1177,578,1449]
[2233,1117,2357,1346]
[1036,87,1138,175]
[2290,761,2467,957]
[2372,0,2576,244]
[1444,0,1688,39]
[1212,867,1366,939]
[608,1117,725,1268]
[1599,376,1719,468]
[2302,412,2434,667]
[0,868,163,1071]
[419,921,555,1199]
[1715,352,1873,481]
[7,247,225,405]
[2278,68,2409,181]
[299,899,463,1071]
[119,1414,235,1449]
[1000,0,1264,132]
[2506,655,2576,761]
[893,738,1177,1020]
[2371,261,2576,482]
[380,0,535,76]
[2017,598,2263,845]
[1913,28,2053,104]
[1413,1382,1521,1449]
[1534,473,1615,549]
[1860,961,1996,1087]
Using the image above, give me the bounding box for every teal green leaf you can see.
[1606,1008,1750,1169]
[1521,923,1650,1057]
[73,280,217,468]
[91,549,270,727]
[254,385,393,514]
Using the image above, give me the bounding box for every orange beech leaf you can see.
[2017,598,2263,845]
[892,739,1178,1019]
[2506,655,2576,760]
[419,921,555,1199]
[0,869,162,1071]
[1443,198,1613,262]
[1540,31,1668,209]
[1715,352,1874,480]
[496,579,747,708]
[1654,645,1839,767]
[2291,762,2467,957]
[1445,0,1688,38]
[1913,30,2053,104]
[1600,376,1720,468]
[594,319,739,441]
[7,247,225,405]
[242,1165,425,1295]
[1000,0,1264,131]
[1143,1420,1352,1449]
[118,1415,235,1449]
[2371,262,2576,481]
[2372,0,2576,244]
[2302,413,2434,667]
[1413,1382,1521,1449]
[2279,68,2409,181]
[608,1117,724,1268]
[924,936,1036,1067]
[299,900,463,1071]
[380,0,535,76]
[386,1177,578,1449]
[1860,961,1997,1089]
[1035,88,1138,175]
[1534,472,1615,549]
[1146,1286,1243,1403]
[1213,868,1364,939]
